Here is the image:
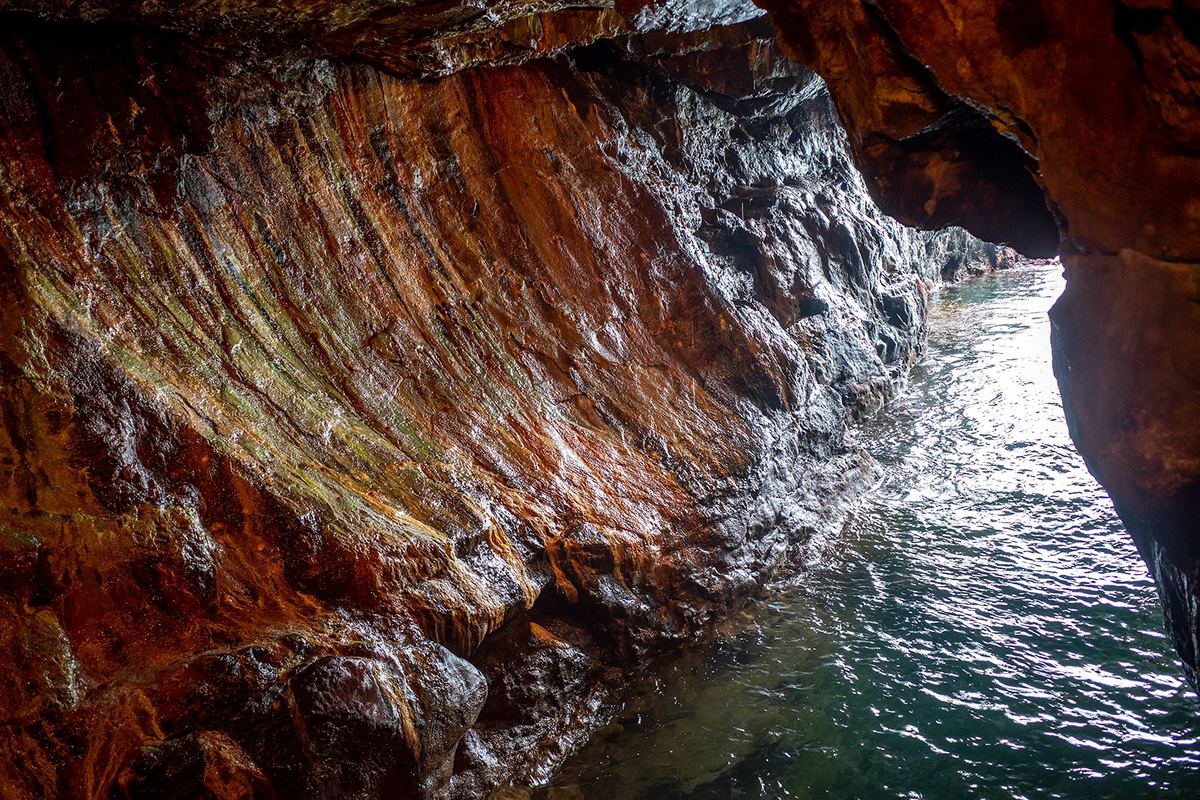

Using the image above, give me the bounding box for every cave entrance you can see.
[539,264,1200,799]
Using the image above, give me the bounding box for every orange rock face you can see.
[14,0,1197,794]
[0,12,1008,796]
[757,0,1200,687]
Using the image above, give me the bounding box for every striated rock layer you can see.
[0,10,1013,798]
[755,0,1200,691]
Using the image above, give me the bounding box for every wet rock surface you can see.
[0,7,1019,799]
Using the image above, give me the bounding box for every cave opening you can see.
[537,266,1200,799]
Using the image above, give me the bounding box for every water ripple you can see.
[552,268,1200,799]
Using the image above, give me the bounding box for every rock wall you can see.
[0,8,1014,800]
[755,0,1200,692]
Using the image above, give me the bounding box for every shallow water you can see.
[550,267,1200,799]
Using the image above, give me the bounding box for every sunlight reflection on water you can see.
[551,267,1200,799]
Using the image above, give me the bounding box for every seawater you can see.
[550,267,1200,799]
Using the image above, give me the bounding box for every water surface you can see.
[550,267,1200,799]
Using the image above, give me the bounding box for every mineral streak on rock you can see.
[754,0,1200,691]
[0,7,1014,799]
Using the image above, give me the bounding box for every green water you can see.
[550,267,1200,799]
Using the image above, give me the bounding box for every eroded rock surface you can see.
[0,7,1018,799]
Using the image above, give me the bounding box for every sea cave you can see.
[2,0,1200,797]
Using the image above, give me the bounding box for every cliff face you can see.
[755,0,1200,691]
[0,11,1005,798]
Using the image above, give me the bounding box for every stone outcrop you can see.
[754,0,1200,691]
[0,6,1016,797]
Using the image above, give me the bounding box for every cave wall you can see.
[0,10,1010,798]
[755,0,1200,690]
